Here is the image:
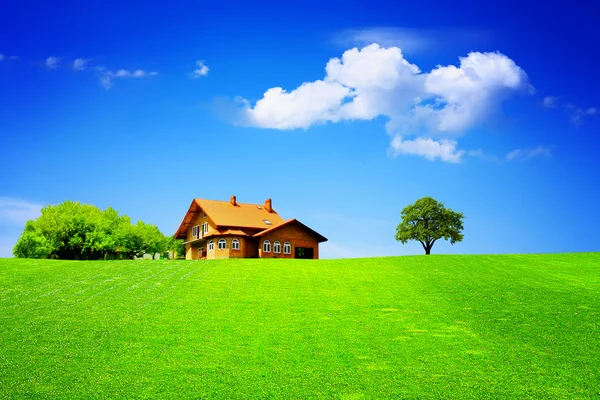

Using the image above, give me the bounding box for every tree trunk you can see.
[419,241,432,255]
[424,239,436,255]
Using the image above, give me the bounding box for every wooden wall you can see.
[258,223,319,259]
[205,236,258,259]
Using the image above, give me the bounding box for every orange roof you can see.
[196,198,284,229]
[203,228,249,239]
[252,219,328,243]
[174,197,284,239]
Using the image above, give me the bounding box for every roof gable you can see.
[252,219,328,243]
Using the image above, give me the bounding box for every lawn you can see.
[0,254,599,399]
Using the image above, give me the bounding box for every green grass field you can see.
[1,254,599,399]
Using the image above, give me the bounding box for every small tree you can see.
[133,221,167,259]
[166,237,185,259]
[395,196,464,255]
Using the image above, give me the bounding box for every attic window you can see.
[257,206,262,210]
[263,219,271,225]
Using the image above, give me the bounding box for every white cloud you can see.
[506,145,552,161]
[191,60,209,78]
[0,54,18,62]
[467,148,502,163]
[505,149,522,161]
[73,58,89,71]
[244,44,422,129]
[419,51,527,133]
[232,43,529,162]
[566,104,597,126]
[99,68,158,89]
[0,197,43,226]
[133,70,147,77]
[326,45,420,90]
[390,136,464,163]
[246,80,350,129]
[100,74,113,89]
[543,95,596,126]
[45,56,60,69]
[543,96,558,108]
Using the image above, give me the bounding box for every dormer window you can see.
[263,219,271,225]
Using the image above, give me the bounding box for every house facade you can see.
[173,196,327,260]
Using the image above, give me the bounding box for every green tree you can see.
[133,221,167,259]
[13,200,171,260]
[32,201,87,259]
[395,197,464,255]
[166,236,185,259]
[85,207,131,259]
[13,221,53,259]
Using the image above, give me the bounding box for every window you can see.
[232,239,240,250]
[263,219,271,225]
[273,241,281,253]
[208,240,214,251]
[197,247,204,257]
[263,240,271,253]
[202,222,209,235]
[192,225,200,239]
[218,239,227,250]
[283,242,291,254]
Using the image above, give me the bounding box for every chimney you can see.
[230,196,237,206]
[265,198,272,213]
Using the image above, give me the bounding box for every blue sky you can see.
[1,0,599,258]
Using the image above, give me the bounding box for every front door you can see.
[295,247,314,259]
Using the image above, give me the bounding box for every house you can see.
[173,196,327,260]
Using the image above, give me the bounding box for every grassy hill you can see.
[1,254,599,399]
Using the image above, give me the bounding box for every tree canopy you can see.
[13,200,183,260]
[395,197,464,255]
